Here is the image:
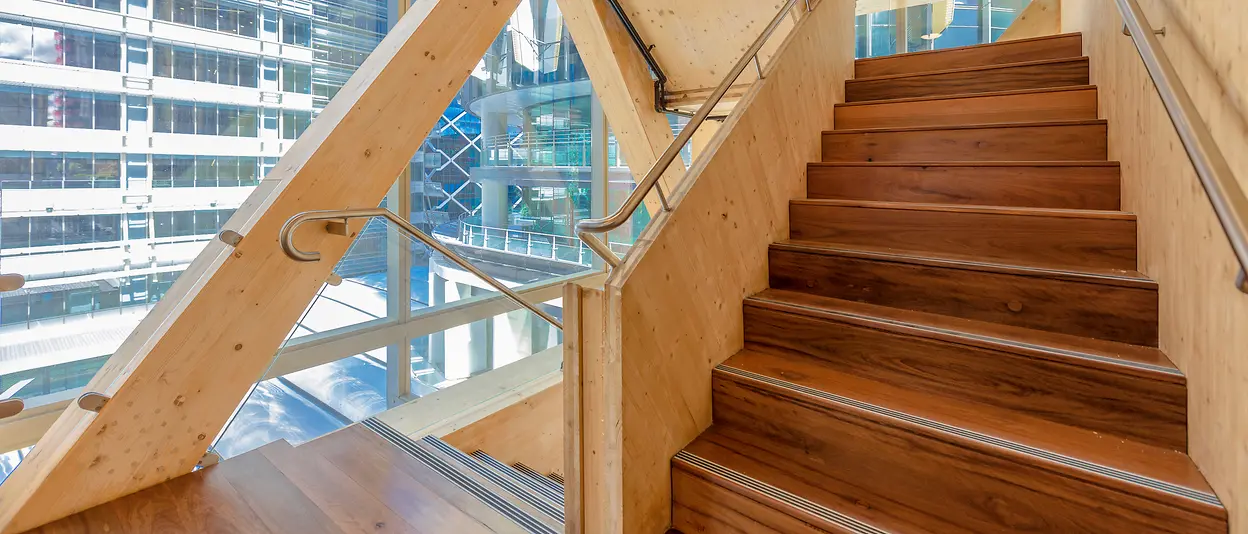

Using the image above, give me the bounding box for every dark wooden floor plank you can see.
[305,426,520,534]
[258,435,422,534]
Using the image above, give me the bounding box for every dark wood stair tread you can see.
[825,118,1108,135]
[718,349,1219,508]
[834,84,1099,108]
[845,57,1090,102]
[746,288,1181,382]
[676,427,935,533]
[854,33,1083,78]
[773,240,1154,288]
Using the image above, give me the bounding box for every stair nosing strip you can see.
[747,295,1182,378]
[824,118,1106,135]
[470,451,565,504]
[422,435,565,523]
[789,198,1134,219]
[359,418,558,534]
[511,462,566,496]
[807,161,1121,168]
[772,242,1153,286]
[714,365,1222,509]
[674,450,892,534]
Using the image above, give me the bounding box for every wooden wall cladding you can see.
[443,382,564,478]
[590,1,856,532]
[1063,1,1248,532]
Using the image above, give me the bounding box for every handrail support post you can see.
[655,183,672,212]
[326,219,350,236]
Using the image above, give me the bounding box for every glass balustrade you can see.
[855,0,1032,59]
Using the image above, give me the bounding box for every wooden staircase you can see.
[671,33,1229,533]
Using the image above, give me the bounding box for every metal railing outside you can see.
[575,0,810,269]
[1115,0,1248,293]
[280,208,564,329]
[460,222,593,265]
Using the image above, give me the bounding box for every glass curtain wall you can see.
[854,0,1031,59]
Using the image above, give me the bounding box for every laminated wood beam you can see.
[0,0,521,531]
[560,0,685,214]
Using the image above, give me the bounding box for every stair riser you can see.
[807,164,1121,210]
[768,248,1159,346]
[672,468,847,534]
[711,374,1223,534]
[855,34,1084,78]
[835,87,1098,130]
[847,58,1089,102]
[742,304,1187,451]
[822,123,1108,162]
[789,203,1137,271]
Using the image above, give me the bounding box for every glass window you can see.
[172,155,194,187]
[218,106,239,136]
[217,53,239,86]
[127,96,147,124]
[95,0,122,10]
[172,211,194,236]
[172,0,195,25]
[195,1,218,31]
[239,156,258,186]
[239,57,259,88]
[28,290,66,321]
[194,210,218,234]
[152,155,173,187]
[61,29,94,69]
[153,0,173,21]
[262,59,278,82]
[1,218,28,249]
[64,214,94,244]
[195,103,217,135]
[32,152,63,188]
[0,294,29,324]
[64,153,93,189]
[62,91,93,129]
[0,152,31,189]
[172,102,195,134]
[152,42,173,78]
[94,33,121,72]
[281,110,310,140]
[94,93,121,131]
[127,213,148,239]
[29,216,62,247]
[216,156,239,187]
[0,20,34,62]
[282,15,311,47]
[153,212,173,237]
[238,7,259,38]
[172,46,195,81]
[96,214,120,242]
[30,24,59,65]
[0,86,31,126]
[152,100,172,133]
[195,49,217,83]
[95,153,121,188]
[217,4,239,35]
[194,156,216,187]
[238,108,257,137]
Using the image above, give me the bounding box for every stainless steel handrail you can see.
[1116,0,1248,293]
[280,208,563,329]
[576,0,809,269]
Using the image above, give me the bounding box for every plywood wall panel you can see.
[595,1,856,531]
[1063,2,1248,532]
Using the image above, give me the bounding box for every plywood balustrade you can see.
[579,1,856,531]
[0,0,522,531]
[1000,0,1062,42]
[1063,1,1248,532]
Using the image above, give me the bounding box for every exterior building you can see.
[0,0,387,420]
[855,0,1029,58]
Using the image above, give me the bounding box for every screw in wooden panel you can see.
[1007,301,1024,313]
[77,392,111,413]
[218,230,244,247]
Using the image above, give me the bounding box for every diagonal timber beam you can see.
[560,0,686,215]
[0,0,521,530]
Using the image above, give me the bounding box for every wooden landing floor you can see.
[27,425,532,534]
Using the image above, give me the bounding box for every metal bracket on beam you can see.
[1123,23,1165,36]
[218,230,244,247]
[326,273,343,287]
[0,274,25,293]
[325,219,351,236]
[77,392,110,413]
[1238,270,1247,293]
[196,449,222,469]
